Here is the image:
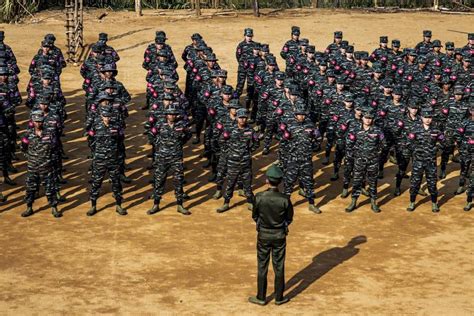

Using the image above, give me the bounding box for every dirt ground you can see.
[0,9,473,315]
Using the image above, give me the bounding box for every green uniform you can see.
[252,187,293,302]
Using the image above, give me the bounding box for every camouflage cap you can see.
[291,26,300,35]
[228,99,241,109]
[191,33,202,40]
[31,110,44,122]
[236,108,248,118]
[454,85,465,95]
[99,105,113,117]
[165,105,180,115]
[163,92,175,100]
[97,92,114,103]
[275,71,285,80]
[445,41,455,50]
[99,32,108,41]
[222,85,233,95]
[44,33,56,42]
[432,39,442,47]
[420,107,433,118]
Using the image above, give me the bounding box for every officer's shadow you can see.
[268,235,367,301]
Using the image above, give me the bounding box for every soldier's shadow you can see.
[267,235,367,302]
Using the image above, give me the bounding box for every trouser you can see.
[223,159,253,203]
[256,228,286,302]
[283,157,315,204]
[236,65,247,96]
[52,149,63,192]
[90,158,122,203]
[263,117,277,151]
[459,154,471,187]
[318,120,328,141]
[118,134,127,176]
[215,151,242,191]
[256,101,268,129]
[379,134,399,172]
[333,143,345,174]
[203,122,213,161]
[25,168,58,207]
[246,85,257,120]
[153,157,185,204]
[440,132,456,170]
[324,127,336,159]
[185,72,193,100]
[409,159,438,202]
[467,159,473,203]
[395,152,411,188]
[343,155,355,189]
[352,156,378,199]
[193,104,207,139]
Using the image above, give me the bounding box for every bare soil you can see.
[0,9,473,315]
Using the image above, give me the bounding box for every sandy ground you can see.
[0,9,473,315]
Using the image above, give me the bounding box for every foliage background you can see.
[0,0,472,22]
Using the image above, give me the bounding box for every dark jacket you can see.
[252,188,293,231]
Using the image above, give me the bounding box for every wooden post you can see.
[252,0,259,17]
[135,0,142,16]
[196,0,201,16]
[311,0,318,8]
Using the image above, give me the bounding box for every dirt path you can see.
[0,9,473,314]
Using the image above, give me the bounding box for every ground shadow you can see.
[268,235,367,301]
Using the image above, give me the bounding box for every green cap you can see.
[266,164,284,181]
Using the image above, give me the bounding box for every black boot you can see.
[371,199,381,213]
[52,206,62,218]
[439,165,446,179]
[87,200,97,216]
[3,171,15,185]
[56,192,66,203]
[120,174,132,184]
[377,170,384,179]
[345,198,357,212]
[116,203,128,216]
[177,204,191,215]
[22,205,34,217]
[147,201,160,215]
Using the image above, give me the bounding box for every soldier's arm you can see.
[21,134,30,153]
[250,130,261,152]
[252,193,260,223]
[280,42,289,60]
[28,57,37,76]
[286,197,294,226]
[236,43,242,62]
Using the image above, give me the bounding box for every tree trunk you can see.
[196,0,201,16]
[135,0,142,16]
[252,0,260,17]
[311,0,318,8]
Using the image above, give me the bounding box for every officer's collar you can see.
[267,187,280,192]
